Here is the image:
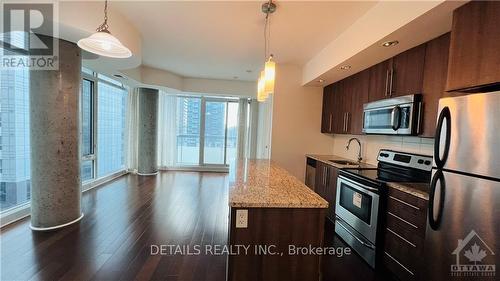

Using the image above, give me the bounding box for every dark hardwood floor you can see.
[1,171,387,281]
[0,172,229,281]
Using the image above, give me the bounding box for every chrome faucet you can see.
[346,137,363,163]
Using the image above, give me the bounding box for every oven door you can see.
[335,175,380,243]
[362,103,416,135]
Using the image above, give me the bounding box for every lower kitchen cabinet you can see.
[314,161,338,221]
[382,187,428,281]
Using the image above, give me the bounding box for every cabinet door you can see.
[325,166,339,221]
[331,81,346,134]
[390,44,426,97]
[368,60,391,101]
[321,85,334,133]
[421,33,451,137]
[349,69,370,134]
[446,1,500,91]
[315,162,326,200]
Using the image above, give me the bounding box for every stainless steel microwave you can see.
[362,94,422,135]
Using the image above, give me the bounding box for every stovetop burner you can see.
[339,150,433,188]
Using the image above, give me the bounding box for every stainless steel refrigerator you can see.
[424,92,500,280]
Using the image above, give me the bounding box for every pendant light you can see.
[77,0,132,58]
[256,0,277,101]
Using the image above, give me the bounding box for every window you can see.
[176,97,201,165]
[97,80,127,177]
[174,96,239,166]
[0,49,31,212]
[81,78,94,181]
[80,71,128,183]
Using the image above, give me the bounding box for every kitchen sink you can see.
[328,160,360,166]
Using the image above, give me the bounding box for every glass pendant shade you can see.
[264,59,276,94]
[257,71,267,102]
[77,31,132,58]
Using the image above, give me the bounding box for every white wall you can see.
[330,134,434,166]
[270,64,334,181]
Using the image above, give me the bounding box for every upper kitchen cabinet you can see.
[348,69,370,134]
[391,44,426,97]
[368,60,391,101]
[321,84,334,133]
[446,1,500,92]
[421,33,451,137]
[320,70,369,135]
[368,45,426,101]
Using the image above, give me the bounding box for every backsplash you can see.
[331,134,434,166]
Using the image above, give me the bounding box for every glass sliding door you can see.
[203,100,227,165]
[176,97,201,165]
[173,96,239,167]
[225,101,239,164]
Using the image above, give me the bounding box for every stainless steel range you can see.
[335,150,432,268]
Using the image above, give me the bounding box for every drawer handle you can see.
[387,227,417,248]
[387,211,419,229]
[389,195,420,211]
[384,252,415,276]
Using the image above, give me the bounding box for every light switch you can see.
[236,209,248,228]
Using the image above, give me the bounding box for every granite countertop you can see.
[228,159,328,208]
[386,182,430,200]
[306,154,377,169]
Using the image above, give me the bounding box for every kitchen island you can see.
[227,159,328,281]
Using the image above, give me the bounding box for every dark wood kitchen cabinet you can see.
[349,69,370,134]
[382,187,427,281]
[368,45,426,101]
[446,1,500,92]
[320,69,369,135]
[391,44,426,97]
[421,33,451,137]
[315,161,338,221]
[321,84,334,133]
[368,60,391,101]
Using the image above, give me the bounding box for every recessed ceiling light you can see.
[318,79,325,83]
[382,40,399,47]
[246,70,253,73]
[340,65,351,70]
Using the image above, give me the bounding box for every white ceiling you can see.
[113,1,377,81]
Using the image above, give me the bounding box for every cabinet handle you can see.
[385,69,390,97]
[346,112,350,132]
[389,68,394,97]
[329,114,332,132]
[343,113,347,132]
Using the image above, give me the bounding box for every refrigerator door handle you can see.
[434,107,451,168]
[428,170,446,230]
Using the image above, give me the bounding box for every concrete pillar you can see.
[29,38,83,230]
[137,88,159,175]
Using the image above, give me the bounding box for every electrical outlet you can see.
[235,209,248,228]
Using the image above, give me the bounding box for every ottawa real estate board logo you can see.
[451,230,496,277]
[1,1,59,70]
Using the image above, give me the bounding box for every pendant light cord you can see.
[96,0,110,33]
[264,0,272,61]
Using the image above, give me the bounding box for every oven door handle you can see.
[336,219,375,249]
[338,175,379,193]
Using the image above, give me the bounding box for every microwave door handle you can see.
[391,106,401,131]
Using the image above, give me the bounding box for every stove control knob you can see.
[418,159,424,164]
[424,160,431,165]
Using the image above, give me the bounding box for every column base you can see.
[137,171,159,176]
[30,213,84,231]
